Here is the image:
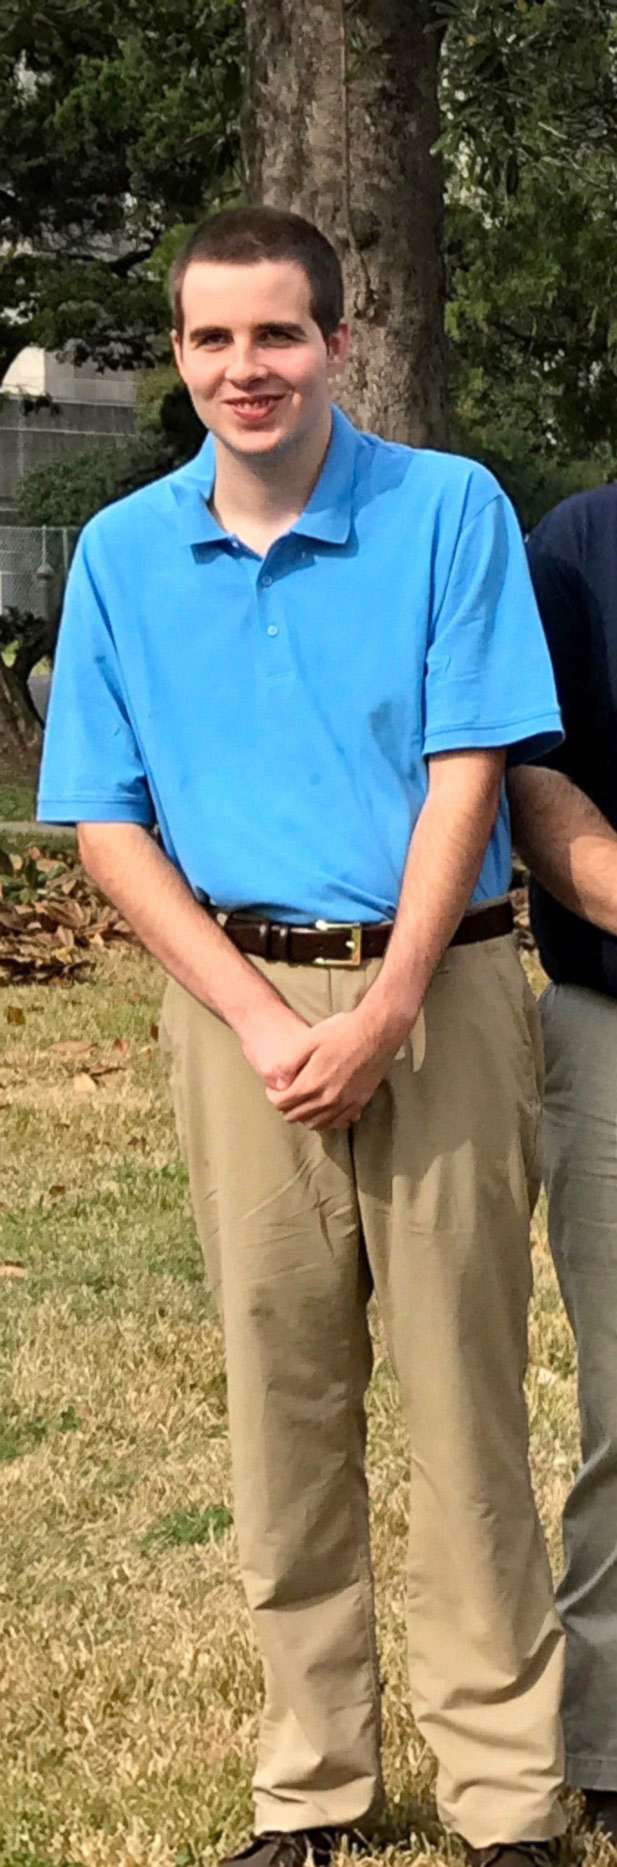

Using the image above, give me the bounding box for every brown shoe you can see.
[583,1790,617,1842]
[464,1846,560,1867]
[221,1831,353,1867]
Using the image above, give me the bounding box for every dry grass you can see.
[0,948,612,1867]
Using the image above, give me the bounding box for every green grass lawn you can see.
[0,946,612,1867]
[0,777,36,821]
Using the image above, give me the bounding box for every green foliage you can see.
[439,0,616,189]
[135,367,205,454]
[14,435,175,528]
[440,0,617,509]
[0,0,243,376]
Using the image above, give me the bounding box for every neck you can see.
[210,407,333,541]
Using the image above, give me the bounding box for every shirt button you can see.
[230,537,240,549]
[267,625,279,637]
[262,574,273,587]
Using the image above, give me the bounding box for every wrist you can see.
[354,981,418,1050]
[215,965,286,1044]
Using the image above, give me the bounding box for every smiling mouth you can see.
[227,394,285,414]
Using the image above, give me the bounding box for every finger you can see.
[319,1102,364,1132]
[267,1076,325,1112]
[281,1101,337,1125]
[263,1036,320,1092]
[296,1103,358,1132]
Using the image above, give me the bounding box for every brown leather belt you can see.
[211,899,513,968]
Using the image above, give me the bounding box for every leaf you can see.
[0,847,134,981]
[112,1037,130,1054]
[149,1022,159,1041]
[88,1062,125,1079]
[48,1184,67,1197]
[0,1262,26,1279]
[5,1006,25,1025]
[51,1040,93,1059]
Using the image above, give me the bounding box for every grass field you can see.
[0,945,613,1867]
[0,779,36,823]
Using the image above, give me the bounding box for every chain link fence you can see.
[0,526,78,619]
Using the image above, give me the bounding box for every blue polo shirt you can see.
[38,408,562,922]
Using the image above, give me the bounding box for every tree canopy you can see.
[440,0,617,516]
[3,0,617,528]
[0,0,243,378]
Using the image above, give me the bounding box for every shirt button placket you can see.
[259,565,291,682]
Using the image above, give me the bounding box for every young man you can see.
[38,208,565,1866]
[508,485,617,1847]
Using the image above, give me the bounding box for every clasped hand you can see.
[241,1003,410,1132]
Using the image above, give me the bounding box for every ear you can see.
[171,329,186,381]
[327,321,351,371]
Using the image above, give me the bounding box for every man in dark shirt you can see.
[508,484,617,1844]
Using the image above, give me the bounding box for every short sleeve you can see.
[423,492,563,767]
[37,530,155,826]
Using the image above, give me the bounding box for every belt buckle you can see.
[313,919,363,968]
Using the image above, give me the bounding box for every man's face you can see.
[172,258,348,460]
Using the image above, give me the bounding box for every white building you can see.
[0,346,137,516]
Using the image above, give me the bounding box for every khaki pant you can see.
[160,936,564,1848]
[542,982,617,1792]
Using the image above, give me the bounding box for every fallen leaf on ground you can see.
[89,1067,124,1081]
[5,1006,25,1025]
[0,841,134,982]
[0,1262,27,1279]
[51,1040,93,1059]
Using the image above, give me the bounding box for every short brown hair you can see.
[170,206,344,343]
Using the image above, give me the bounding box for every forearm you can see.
[77,822,291,1035]
[359,750,504,1037]
[508,764,617,935]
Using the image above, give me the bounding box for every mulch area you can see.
[0,843,131,984]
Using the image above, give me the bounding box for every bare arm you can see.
[362,747,505,1033]
[507,764,617,936]
[77,822,316,1081]
[269,748,505,1128]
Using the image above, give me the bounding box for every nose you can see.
[226,340,269,385]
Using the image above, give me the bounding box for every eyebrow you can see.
[188,320,308,343]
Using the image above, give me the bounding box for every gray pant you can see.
[542,982,617,1791]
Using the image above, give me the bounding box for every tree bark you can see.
[0,663,42,779]
[244,0,448,446]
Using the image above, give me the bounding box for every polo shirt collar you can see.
[170,405,358,549]
[292,407,357,544]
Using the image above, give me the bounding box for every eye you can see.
[258,327,301,344]
[195,330,228,348]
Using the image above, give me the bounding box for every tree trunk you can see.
[0,664,42,779]
[244,0,448,446]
